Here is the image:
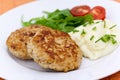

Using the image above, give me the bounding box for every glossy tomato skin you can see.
[90,6,106,20]
[70,5,91,16]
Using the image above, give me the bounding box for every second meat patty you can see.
[27,26,82,72]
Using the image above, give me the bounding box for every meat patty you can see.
[27,26,82,72]
[6,25,41,59]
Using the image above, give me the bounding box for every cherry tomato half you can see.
[90,6,106,20]
[70,5,91,16]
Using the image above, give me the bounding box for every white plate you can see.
[0,0,120,80]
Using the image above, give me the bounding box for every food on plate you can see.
[69,20,120,60]
[6,25,42,59]
[6,4,119,72]
[22,9,93,33]
[70,5,106,20]
[70,5,91,16]
[21,5,119,60]
[27,26,82,72]
[0,77,5,80]
[6,25,82,72]
[89,6,106,20]
[22,5,106,34]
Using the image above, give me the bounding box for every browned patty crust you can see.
[6,25,41,59]
[27,26,82,72]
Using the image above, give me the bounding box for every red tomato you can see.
[90,6,106,20]
[70,5,91,16]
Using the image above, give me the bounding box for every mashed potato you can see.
[69,20,120,60]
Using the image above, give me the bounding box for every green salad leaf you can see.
[22,9,93,33]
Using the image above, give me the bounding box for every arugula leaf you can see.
[44,9,73,20]
[22,9,93,33]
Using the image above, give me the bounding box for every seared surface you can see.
[6,25,41,59]
[27,26,82,72]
